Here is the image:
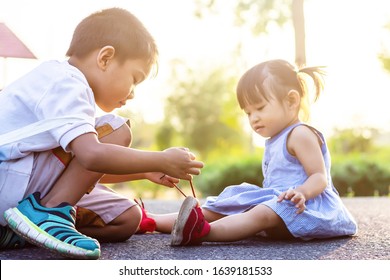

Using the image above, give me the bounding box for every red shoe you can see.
[135,199,156,234]
[171,196,210,246]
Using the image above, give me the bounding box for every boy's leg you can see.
[70,117,142,242]
[41,119,132,207]
[84,207,141,242]
[4,192,101,259]
[3,148,102,258]
[75,184,141,242]
[4,115,132,258]
[0,225,27,249]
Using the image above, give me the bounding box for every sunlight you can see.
[1,0,390,138]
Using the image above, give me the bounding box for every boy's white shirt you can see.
[0,60,97,225]
[0,116,87,146]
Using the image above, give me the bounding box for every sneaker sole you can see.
[4,208,100,259]
[0,226,27,249]
[171,196,199,246]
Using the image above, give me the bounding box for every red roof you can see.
[0,22,36,59]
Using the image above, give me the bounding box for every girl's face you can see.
[94,58,149,112]
[243,95,298,138]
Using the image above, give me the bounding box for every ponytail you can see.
[236,60,326,122]
[297,66,326,102]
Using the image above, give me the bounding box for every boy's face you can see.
[94,57,149,112]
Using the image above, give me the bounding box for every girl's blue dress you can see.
[203,123,358,240]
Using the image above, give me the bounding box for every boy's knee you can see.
[115,123,132,147]
[98,123,132,147]
[111,205,142,241]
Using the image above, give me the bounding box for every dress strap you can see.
[287,123,324,146]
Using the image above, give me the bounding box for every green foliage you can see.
[111,140,389,199]
[331,149,390,196]
[194,153,263,196]
[117,109,159,149]
[155,122,177,149]
[115,102,389,198]
[194,0,291,35]
[327,127,379,154]
[328,128,390,196]
[378,52,390,73]
[378,21,390,73]
[193,154,390,198]
[158,65,251,158]
[235,0,291,35]
[331,158,390,197]
[378,19,390,72]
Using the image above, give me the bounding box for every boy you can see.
[0,8,203,259]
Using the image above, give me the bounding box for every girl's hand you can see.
[144,172,179,188]
[277,188,306,214]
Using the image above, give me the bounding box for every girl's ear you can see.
[97,46,115,70]
[286,90,300,110]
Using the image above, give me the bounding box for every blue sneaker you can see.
[0,225,27,249]
[3,192,100,259]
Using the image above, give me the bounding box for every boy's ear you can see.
[97,46,115,70]
[286,90,300,109]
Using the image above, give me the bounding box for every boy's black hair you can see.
[66,8,158,68]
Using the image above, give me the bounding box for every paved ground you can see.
[0,197,389,260]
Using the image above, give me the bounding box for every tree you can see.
[157,64,250,159]
[116,109,158,149]
[195,0,307,67]
[292,0,306,67]
[328,127,379,154]
[379,53,390,72]
[378,22,390,73]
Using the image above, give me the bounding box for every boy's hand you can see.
[144,172,179,188]
[277,188,306,214]
[162,147,204,180]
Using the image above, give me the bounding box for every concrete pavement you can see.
[1,197,389,260]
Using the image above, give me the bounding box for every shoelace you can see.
[159,174,197,198]
[172,180,197,198]
[135,179,197,212]
[134,197,145,209]
[134,179,197,234]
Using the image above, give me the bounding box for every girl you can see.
[141,59,358,245]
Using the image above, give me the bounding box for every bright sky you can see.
[1,0,390,140]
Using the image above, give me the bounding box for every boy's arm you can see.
[100,173,179,188]
[278,125,328,213]
[68,133,203,180]
[100,173,149,183]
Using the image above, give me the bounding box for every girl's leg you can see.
[204,204,289,242]
[149,213,177,233]
[150,208,226,233]
[203,208,226,222]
